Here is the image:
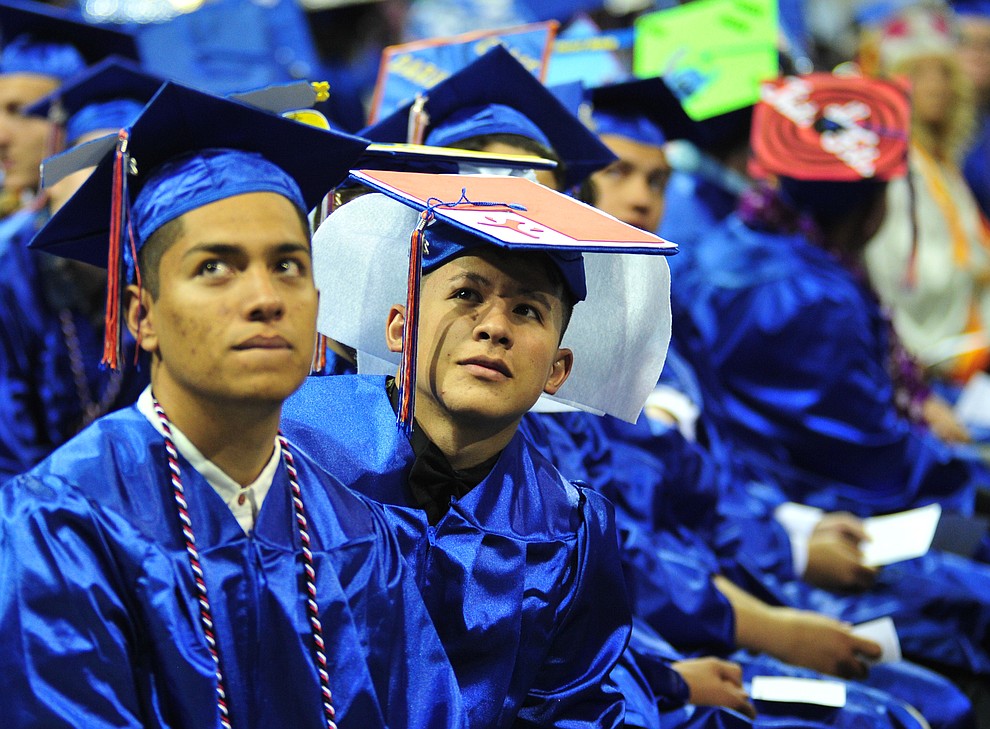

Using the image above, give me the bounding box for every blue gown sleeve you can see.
[511,487,630,729]
[0,474,151,728]
[525,412,737,656]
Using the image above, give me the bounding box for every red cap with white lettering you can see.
[749,73,910,182]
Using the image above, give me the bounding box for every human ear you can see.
[125,284,158,353]
[385,304,406,354]
[543,347,574,395]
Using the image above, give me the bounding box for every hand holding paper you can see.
[860,504,942,567]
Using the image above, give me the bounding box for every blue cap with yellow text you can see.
[361,45,615,190]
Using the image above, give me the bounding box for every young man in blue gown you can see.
[281,172,677,728]
[0,82,464,729]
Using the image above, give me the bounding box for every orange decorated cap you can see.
[749,73,910,183]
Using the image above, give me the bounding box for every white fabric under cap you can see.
[313,192,671,423]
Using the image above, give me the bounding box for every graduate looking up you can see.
[282,170,676,728]
[0,82,465,729]
[0,0,139,218]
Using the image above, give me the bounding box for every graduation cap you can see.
[0,0,139,80]
[876,3,959,70]
[954,0,990,17]
[316,169,676,430]
[31,80,370,369]
[359,142,558,176]
[749,73,910,183]
[589,75,697,148]
[24,56,164,147]
[360,45,615,190]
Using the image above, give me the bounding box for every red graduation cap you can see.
[749,73,911,183]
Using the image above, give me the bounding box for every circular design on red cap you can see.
[749,73,910,182]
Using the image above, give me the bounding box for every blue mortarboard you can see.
[329,169,676,430]
[425,104,552,150]
[0,0,139,80]
[358,142,557,177]
[31,80,370,368]
[954,0,990,16]
[361,45,615,189]
[416,204,587,302]
[24,56,164,145]
[589,76,696,148]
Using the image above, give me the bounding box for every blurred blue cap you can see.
[24,56,164,145]
[589,76,695,148]
[953,0,990,16]
[0,0,139,80]
[425,104,552,150]
[361,45,615,189]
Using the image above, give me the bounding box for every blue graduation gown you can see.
[673,214,988,517]
[659,171,738,281]
[963,114,990,219]
[0,209,147,481]
[527,410,976,729]
[0,406,464,729]
[281,374,630,729]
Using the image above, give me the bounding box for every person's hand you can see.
[771,608,880,679]
[923,394,971,444]
[804,512,877,591]
[672,657,756,718]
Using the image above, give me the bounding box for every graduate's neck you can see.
[414,401,519,472]
[152,380,282,486]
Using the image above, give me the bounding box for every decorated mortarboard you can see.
[749,73,910,183]
[24,56,164,147]
[361,45,616,189]
[320,169,676,430]
[589,76,696,148]
[31,80,370,369]
[0,0,139,80]
[633,0,778,121]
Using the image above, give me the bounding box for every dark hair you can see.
[778,177,886,227]
[138,216,184,299]
[445,133,566,191]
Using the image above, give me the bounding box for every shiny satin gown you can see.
[0,207,147,481]
[282,374,631,729]
[0,406,464,729]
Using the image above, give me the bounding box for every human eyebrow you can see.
[181,243,243,260]
[273,242,312,256]
[516,288,555,312]
[448,271,492,289]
